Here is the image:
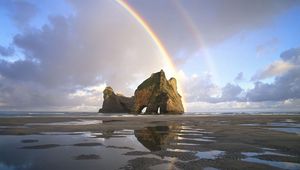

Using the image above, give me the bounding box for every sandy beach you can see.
[0,114,299,170]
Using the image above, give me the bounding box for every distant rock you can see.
[99,70,184,114]
[98,86,134,113]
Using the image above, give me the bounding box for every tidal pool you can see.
[1,115,300,169]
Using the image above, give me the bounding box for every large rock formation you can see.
[99,70,184,114]
[133,70,184,114]
[98,87,134,113]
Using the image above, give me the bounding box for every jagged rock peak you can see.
[133,70,184,114]
[103,86,114,100]
[99,69,184,114]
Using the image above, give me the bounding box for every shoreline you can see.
[1,114,300,135]
[0,114,299,169]
[0,112,300,118]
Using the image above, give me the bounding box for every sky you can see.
[0,0,300,112]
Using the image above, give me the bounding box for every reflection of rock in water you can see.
[134,125,180,151]
[100,130,115,139]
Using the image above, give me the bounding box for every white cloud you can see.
[247,47,300,102]
[181,71,244,105]
[69,84,106,98]
[181,72,221,103]
[186,99,300,112]
[252,60,295,80]
[0,1,169,111]
[183,46,300,111]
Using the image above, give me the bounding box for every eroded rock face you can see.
[99,70,184,114]
[98,87,134,113]
[133,70,184,114]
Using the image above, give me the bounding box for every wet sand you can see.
[0,114,299,170]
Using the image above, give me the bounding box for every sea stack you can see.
[99,70,184,114]
[133,70,184,114]
[98,87,134,113]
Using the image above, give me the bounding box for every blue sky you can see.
[0,0,300,111]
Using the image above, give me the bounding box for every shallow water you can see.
[0,115,300,169]
[242,157,300,170]
[0,133,146,170]
[268,127,300,135]
[26,119,103,126]
[195,150,224,159]
[239,121,300,135]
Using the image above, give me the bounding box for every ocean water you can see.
[0,112,300,170]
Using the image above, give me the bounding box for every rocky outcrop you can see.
[133,70,184,114]
[99,70,184,114]
[98,87,134,113]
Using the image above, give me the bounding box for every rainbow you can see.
[172,0,219,83]
[116,0,186,109]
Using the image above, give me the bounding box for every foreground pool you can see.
[0,114,299,169]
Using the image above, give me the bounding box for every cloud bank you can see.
[182,47,300,111]
[128,0,300,56]
[247,47,300,102]
[0,1,168,111]
[0,0,299,112]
